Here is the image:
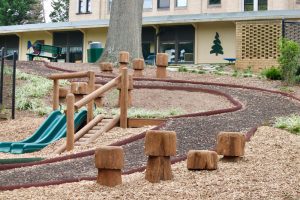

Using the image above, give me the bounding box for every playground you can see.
[0,52,299,199]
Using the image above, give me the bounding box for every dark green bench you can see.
[27,44,62,62]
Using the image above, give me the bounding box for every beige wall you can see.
[69,0,101,22]
[18,32,53,61]
[69,0,299,22]
[196,22,236,64]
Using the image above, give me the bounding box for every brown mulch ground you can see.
[0,61,299,198]
[1,126,299,200]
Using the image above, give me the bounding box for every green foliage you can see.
[178,66,188,72]
[279,86,294,93]
[0,0,43,25]
[243,66,253,77]
[49,0,69,22]
[261,66,282,80]
[232,69,240,77]
[210,32,224,56]
[198,70,205,74]
[278,38,300,85]
[274,114,300,135]
[16,70,52,116]
[94,107,185,119]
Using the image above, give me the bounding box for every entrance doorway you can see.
[53,31,83,63]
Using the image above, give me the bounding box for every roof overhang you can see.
[0,10,299,34]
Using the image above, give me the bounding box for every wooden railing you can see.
[48,71,95,123]
[51,52,130,151]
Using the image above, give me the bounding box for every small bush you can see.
[274,114,300,135]
[261,67,282,80]
[278,38,300,85]
[178,66,188,72]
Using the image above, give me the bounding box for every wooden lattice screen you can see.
[236,20,282,71]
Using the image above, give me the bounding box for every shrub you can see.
[274,114,300,135]
[178,66,188,72]
[261,66,282,80]
[278,38,300,85]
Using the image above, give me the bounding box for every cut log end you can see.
[119,51,129,64]
[100,62,113,72]
[216,132,246,157]
[145,130,177,156]
[156,53,168,67]
[95,146,124,169]
[187,150,218,170]
[133,58,145,70]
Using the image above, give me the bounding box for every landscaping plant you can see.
[274,114,300,135]
[278,38,300,85]
[261,66,282,80]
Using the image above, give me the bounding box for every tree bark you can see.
[98,0,144,64]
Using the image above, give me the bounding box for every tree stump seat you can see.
[95,146,124,187]
[216,132,246,157]
[187,150,218,170]
[144,130,177,183]
[156,53,168,79]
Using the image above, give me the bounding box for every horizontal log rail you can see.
[74,75,121,110]
[48,71,90,80]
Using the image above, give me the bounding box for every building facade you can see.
[0,0,300,70]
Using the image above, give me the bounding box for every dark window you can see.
[159,25,195,64]
[244,0,253,11]
[258,0,267,10]
[209,0,221,5]
[176,0,187,7]
[78,0,91,13]
[158,0,170,9]
[53,31,83,63]
[0,35,19,58]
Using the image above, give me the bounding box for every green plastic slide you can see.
[0,110,87,154]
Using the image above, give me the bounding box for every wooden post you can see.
[53,79,60,110]
[144,130,176,183]
[119,51,129,128]
[156,53,168,79]
[66,93,75,151]
[133,58,144,77]
[120,67,128,128]
[95,146,124,187]
[87,71,95,123]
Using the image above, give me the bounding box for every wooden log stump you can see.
[59,87,69,98]
[187,150,218,170]
[95,146,124,187]
[216,132,246,157]
[133,58,144,77]
[156,53,168,79]
[71,82,88,95]
[144,130,176,183]
[100,62,113,72]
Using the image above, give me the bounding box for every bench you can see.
[27,44,62,62]
[224,58,236,64]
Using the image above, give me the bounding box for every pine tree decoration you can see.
[210,32,224,56]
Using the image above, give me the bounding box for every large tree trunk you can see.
[99,0,144,64]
